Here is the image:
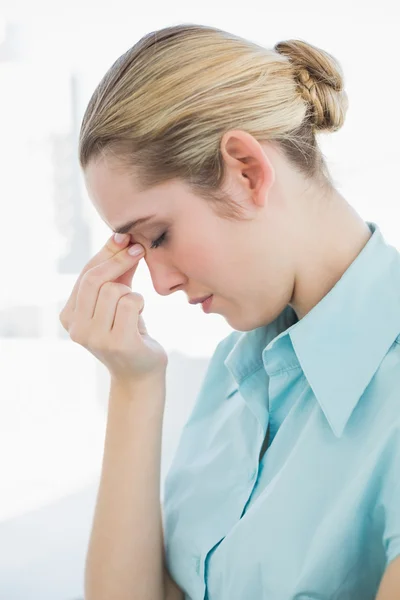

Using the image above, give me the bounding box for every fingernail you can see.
[128,244,144,256]
[114,233,128,244]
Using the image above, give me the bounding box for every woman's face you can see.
[83,140,295,332]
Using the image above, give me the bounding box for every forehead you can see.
[84,158,139,213]
[83,157,213,233]
[84,158,167,229]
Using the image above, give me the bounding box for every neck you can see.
[288,189,372,320]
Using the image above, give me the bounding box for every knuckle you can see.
[69,321,90,345]
[120,292,143,307]
[83,266,108,287]
[59,306,73,326]
[99,280,114,297]
[59,311,67,329]
[68,325,82,343]
[83,271,98,287]
[117,295,132,309]
[131,291,144,303]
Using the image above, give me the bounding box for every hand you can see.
[59,233,168,383]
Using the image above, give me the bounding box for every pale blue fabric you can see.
[162,221,400,600]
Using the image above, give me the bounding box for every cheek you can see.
[181,251,212,275]
[176,238,218,274]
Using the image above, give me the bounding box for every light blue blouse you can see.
[162,221,400,600]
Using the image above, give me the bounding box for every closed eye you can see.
[150,230,168,249]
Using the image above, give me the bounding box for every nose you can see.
[144,255,186,297]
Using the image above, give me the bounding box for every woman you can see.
[61,23,400,599]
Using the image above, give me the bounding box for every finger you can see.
[113,261,143,289]
[74,245,145,325]
[113,292,147,339]
[91,281,132,332]
[62,233,132,317]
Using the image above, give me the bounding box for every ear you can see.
[220,129,275,209]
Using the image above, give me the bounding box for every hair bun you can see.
[274,39,349,132]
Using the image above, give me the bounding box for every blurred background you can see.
[0,0,398,598]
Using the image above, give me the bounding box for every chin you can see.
[224,312,265,332]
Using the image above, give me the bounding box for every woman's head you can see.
[81,24,363,332]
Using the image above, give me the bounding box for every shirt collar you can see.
[224,221,400,437]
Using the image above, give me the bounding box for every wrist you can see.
[110,372,166,395]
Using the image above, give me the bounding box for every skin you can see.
[84,129,372,332]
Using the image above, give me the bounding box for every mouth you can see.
[200,295,213,313]
[188,294,213,305]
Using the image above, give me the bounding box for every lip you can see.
[189,294,213,305]
[201,295,213,313]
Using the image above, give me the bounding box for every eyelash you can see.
[150,230,168,249]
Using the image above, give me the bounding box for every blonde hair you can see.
[79,24,349,220]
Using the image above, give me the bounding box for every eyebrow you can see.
[112,215,158,235]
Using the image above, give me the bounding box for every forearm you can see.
[84,376,167,600]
